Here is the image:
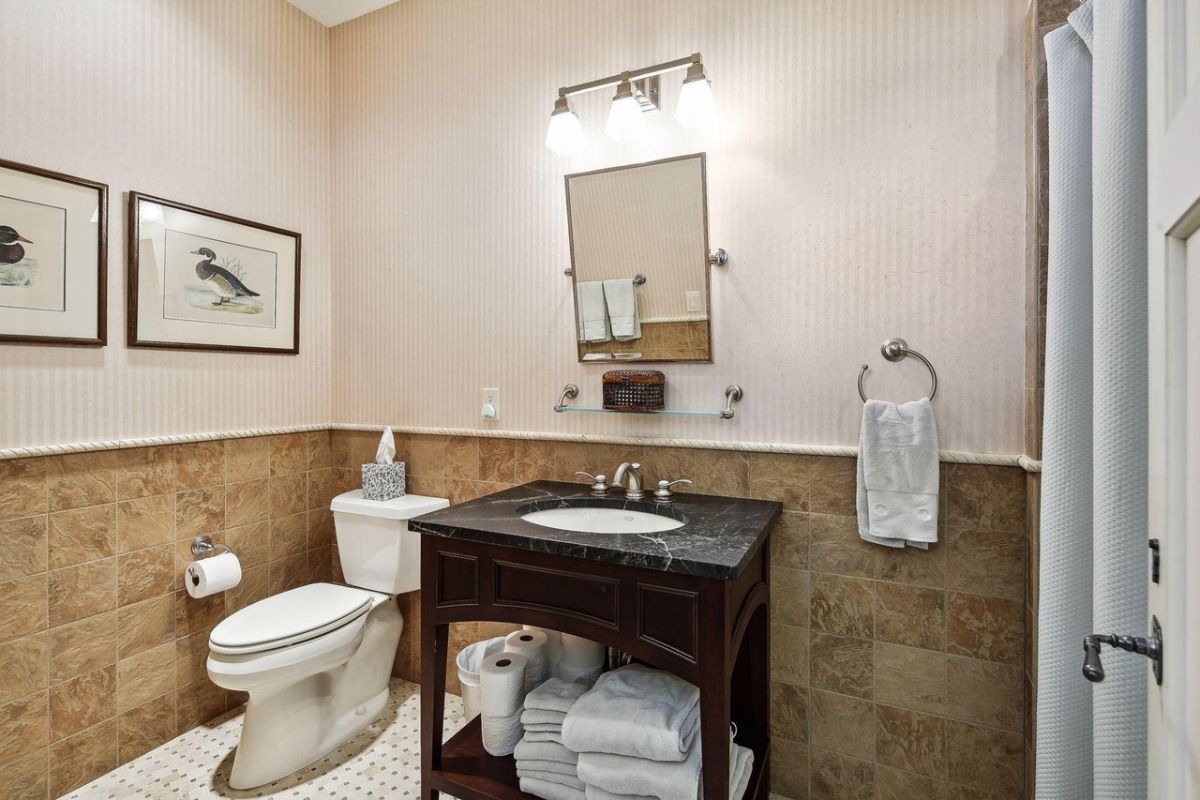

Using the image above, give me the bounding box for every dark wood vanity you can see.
[413,481,780,800]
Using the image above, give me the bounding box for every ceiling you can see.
[284,0,399,27]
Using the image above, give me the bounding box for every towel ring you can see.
[857,337,937,403]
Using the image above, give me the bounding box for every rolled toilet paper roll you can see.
[480,651,528,717]
[185,551,242,599]
[481,710,524,757]
[558,633,605,670]
[523,625,563,666]
[505,629,549,689]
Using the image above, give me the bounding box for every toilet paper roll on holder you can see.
[191,535,235,557]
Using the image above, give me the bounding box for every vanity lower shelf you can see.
[430,716,770,800]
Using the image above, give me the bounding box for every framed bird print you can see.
[127,193,300,354]
[0,158,107,346]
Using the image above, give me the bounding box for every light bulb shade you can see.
[545,103,584,155]
[605,81,647,143]
[675,77,716,129]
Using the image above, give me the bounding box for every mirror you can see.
[566,153,712,363]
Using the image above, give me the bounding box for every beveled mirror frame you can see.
[565,152,712,364]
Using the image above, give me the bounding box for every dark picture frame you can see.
[0,158,107,347]
[127,192,301,354]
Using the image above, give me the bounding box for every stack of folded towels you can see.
[561,664,754,800]
[515,677,594,800]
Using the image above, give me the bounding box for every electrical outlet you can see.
[481,387,500,420]
[685,290,703,313]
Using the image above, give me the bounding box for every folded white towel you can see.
[515,738,578,764]
[525,677,591,714]
[525,722,565,733]
[602,279,641,341]
[521,776,587,800]
[518,769,585,791]
[522,708,568,727]
[518,760,581,777]
[562,665,699,762]
[856,397,939,549]
[577,282,611,343]
[581,743,753,800]
[524,729,566,745]
[577,735,743,800]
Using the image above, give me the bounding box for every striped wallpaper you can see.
[329,0,1028,454]
[0,0,332,450]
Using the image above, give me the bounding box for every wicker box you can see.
[361,462,406,501]
[602,370,666,411]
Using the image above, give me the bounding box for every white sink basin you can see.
[521,507,684,535]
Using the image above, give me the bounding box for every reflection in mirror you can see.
[566,153,711,363]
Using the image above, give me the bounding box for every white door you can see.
[1147,0,1200,797]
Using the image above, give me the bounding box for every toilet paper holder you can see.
[191,535,235,558]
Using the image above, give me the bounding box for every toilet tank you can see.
[329,490,450,594]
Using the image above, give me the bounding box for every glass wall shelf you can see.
[553,384,742,419]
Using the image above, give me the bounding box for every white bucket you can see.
[456,636,506,721]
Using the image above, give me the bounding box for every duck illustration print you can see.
[0,194,67,312]
[161,230,278,329]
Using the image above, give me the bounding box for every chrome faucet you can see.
[613,462,645,500]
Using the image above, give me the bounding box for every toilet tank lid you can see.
[330,490,449,520]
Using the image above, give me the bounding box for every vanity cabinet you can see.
[414,481,780,800]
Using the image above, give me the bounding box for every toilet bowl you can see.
[207,490,448,790]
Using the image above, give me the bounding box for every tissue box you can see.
[361,463,406,501]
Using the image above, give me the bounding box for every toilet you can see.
[207,489,448,790]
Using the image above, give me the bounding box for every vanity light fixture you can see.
[545,96,584,155]
[545,52,717,152]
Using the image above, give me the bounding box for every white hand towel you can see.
[515,738,578,764]
[524,729,566,745]
[521,776,587,800]
[562,664,699,762]
[522,708,568,726]
[525,677,591,715]
[856,397,940,549]
[582,744,753,800]
[517,760,582,777]
[577,734,741,800]
[577,282,611,343]
[602,279,641,341]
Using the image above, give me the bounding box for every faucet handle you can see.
[574,471,609,496]
[654,478,694,502]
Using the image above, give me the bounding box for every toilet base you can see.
[222,597,404,790]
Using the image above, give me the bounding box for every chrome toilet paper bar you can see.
[191,535,235,557]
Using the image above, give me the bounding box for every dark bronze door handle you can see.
[1083,615,1163,685]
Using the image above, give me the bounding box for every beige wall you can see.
[329,0,1028,454]
[0,432,336,798]
[0,0,333,451]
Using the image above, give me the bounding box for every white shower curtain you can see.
[1037,1,1147,799]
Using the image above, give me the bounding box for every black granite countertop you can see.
[410,480,782,580]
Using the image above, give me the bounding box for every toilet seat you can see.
[210,582,374,655]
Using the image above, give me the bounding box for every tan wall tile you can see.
[306,468,334,511]
[947,592,1024,665]
[50,664,115,739]
[809,689,875,761]
[873,582,946,650]
[47,452,116,512]
[946,465,1026,532]
[0,749,49,800]
[226,437,270,483]
[809,457,857,515]
[749,452,809,509]
[0,514,48,582]
[771,737,810,799]
[876,705,946,778]
[945,721,1023,798]
[49,718,118,797]
[269,512,308,562]
[873,642,946,715]
[48,504,116,569]
[177,679,226,734]
[808,514,877,579]
[175,487,224,538]
[49,611,116,683]
[306,547,332,584]
[946,528,1024,600]
[227,563,268,614]
[810,632,872,699]
[478,438,516,483]
[225,521,269,568]
[771,567,810,627]
[0,458,48,520]
[445,436,480,480]
[810,573,874,638]
[226,479,269,526]
[269,473,307,518]
[117,594,175,659]
[116,447,174,500]
[770,623,810,687]
[174,628,214,688]
[875,541,946,588]
[306,430,332,471]
[0,632,48,705]
[117,545,174,606]
[0,691,49,765]
[946,656,1023,731]
[876,764,948,800]
[307,508,335,550]
[175,441,226,491]
[810,746,875,799]
[512,440,556,483]
[770,680,808,742]
[118,691,176,763]
[269,553,307,594]
[0,574,48,642]
[115,642,175,713]
[117,494,174,552]
[49,558,116,626]
[269,433,307,476]
[175,590,224,637]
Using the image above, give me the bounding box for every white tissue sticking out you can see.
[375,426,396,465]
